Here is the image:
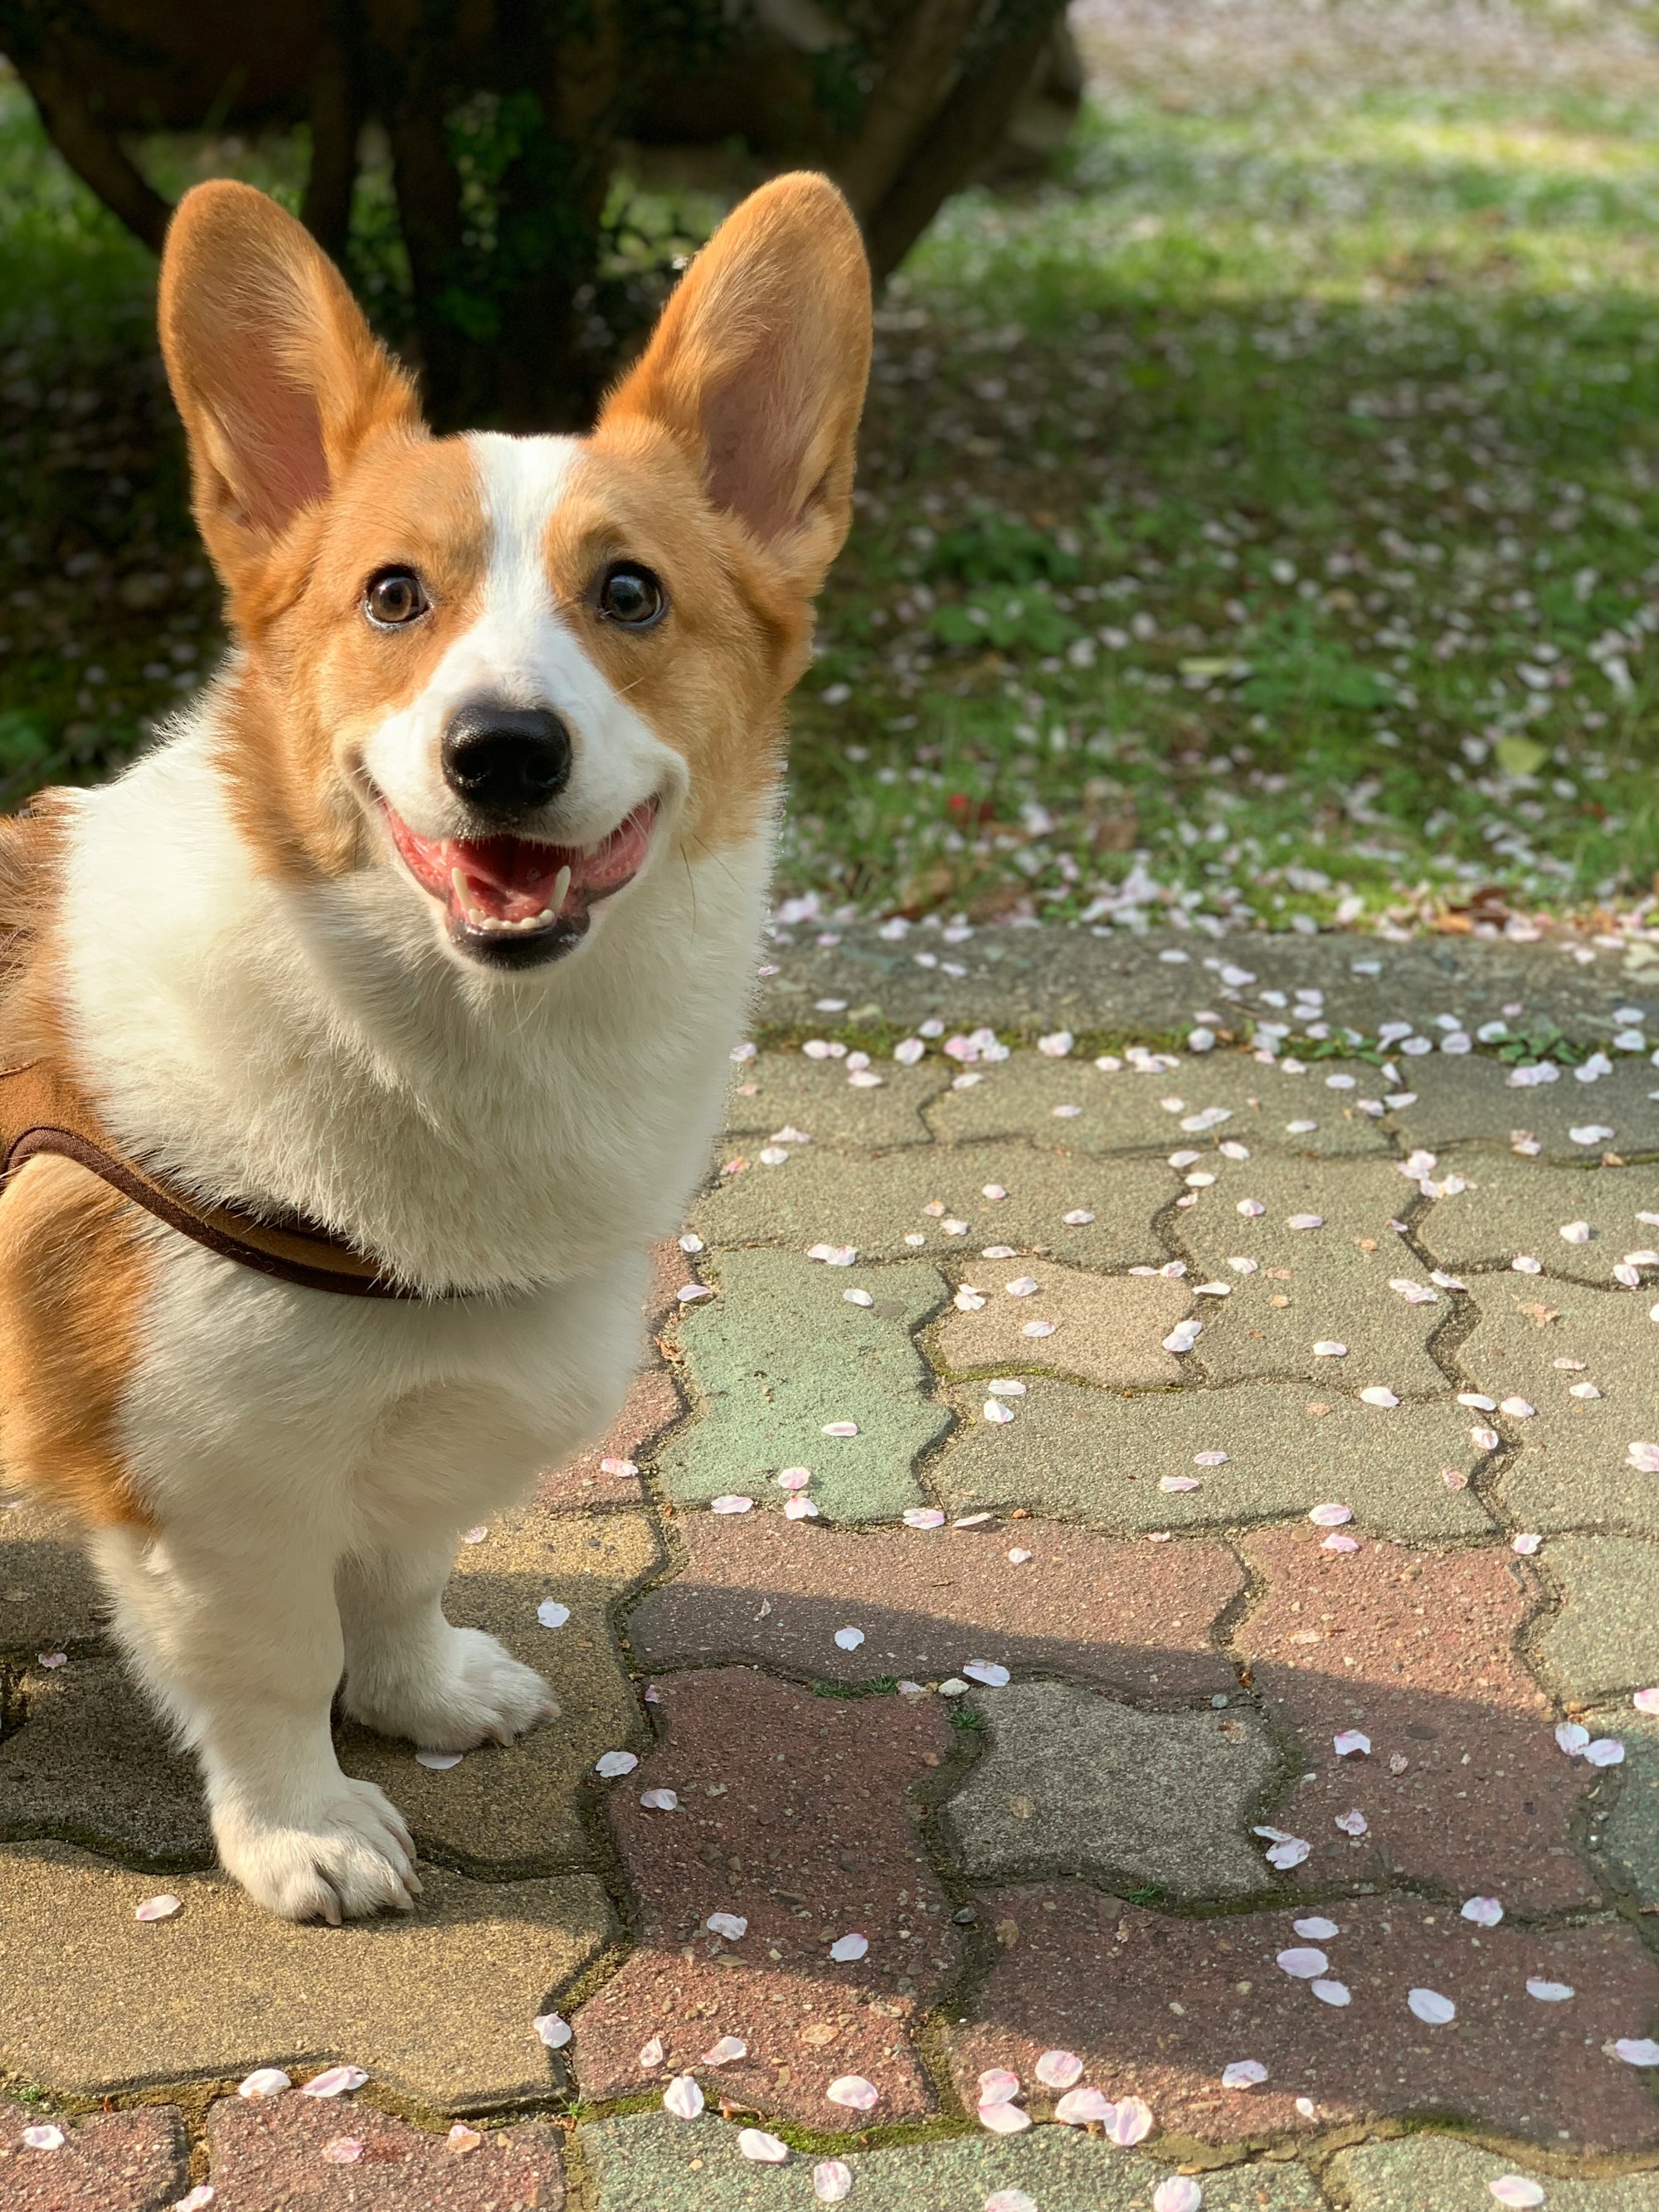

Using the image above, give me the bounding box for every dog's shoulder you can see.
[0,790,75,1063]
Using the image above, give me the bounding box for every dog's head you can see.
[157,176,870,972]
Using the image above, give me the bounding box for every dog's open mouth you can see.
[383,797,659,966]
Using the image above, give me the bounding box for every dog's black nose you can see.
[441,703,572,819]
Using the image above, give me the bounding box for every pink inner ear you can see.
[700,361,803,549]
[215,340,331,537]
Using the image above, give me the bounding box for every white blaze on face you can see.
[358,431,686,849]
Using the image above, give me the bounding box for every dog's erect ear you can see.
[159,182,422,598]
[601,173,872,591]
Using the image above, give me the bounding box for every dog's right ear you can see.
[158,182,423,605]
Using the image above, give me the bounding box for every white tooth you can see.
[533,907,557,924]
[551,863,572,916]
[450,865,472,908]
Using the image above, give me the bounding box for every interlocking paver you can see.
[540,1241,687,1512]
[625,1511,1244,1699]
[653,1250,949,1521]
[1417,1159,1652,1286]
[0,1494,105,1654]
[927,1050,1394,1158]
[722,1056,952,1148]
[946,1883,1659,2151]
[935,1376,1492,1538]
[1235,1527,1596,1909]
[931,1259,1189,1386]
[206,2096,565,2209]
[0,1842,611,2105]
[0,1650,210,1862]
[1331,2135,1659,2210]
[572,1669,957,2126]
[578,2111,1327,2210]
[940,1680,1278,1898]
[0,2099,187,2211]
[1398,1053,1659,1164]
[688,1140,1175,1268]
[1459,1282,1659,1535]
[1179,1159,1454,1392]
[341,1508,656,1871]
[1533,1538,1659,1703]
[1586,1703,1659,1911]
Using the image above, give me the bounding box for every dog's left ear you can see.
[158,181,423,603]
[600,173,872,593]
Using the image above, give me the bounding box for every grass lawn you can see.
[3,0,1659,946]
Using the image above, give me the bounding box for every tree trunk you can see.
[7,51,171,252]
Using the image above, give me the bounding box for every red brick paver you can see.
[627,1514,1244,1700]
[540,1242,687,1510]
[1234,1526,1597,1909]
[0,2103,187,2211]
[947,1883,1659,2152]
[574,1669,960,2125]
[206,2097,564,2209]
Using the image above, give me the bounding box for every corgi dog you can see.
[0,174,870,1920]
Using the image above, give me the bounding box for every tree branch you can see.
[835,0,985,217]
[299,13,359,258]
[10,51,171,252]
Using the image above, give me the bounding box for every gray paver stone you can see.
[0,1495,105,1652]
[1589,1700,1659,1910]
[935,1376,1493,1538]
[1417,1159,1654,1286]
[578,2112,1328,2210]
[1399,1053,1659,1163]
[722,1056,951,1148]
[0,1651,210,1863]
[1533,1538,1659,1703]
[940,1680,1279,1898]
[1331,2134,1659,2209]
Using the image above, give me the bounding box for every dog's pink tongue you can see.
[449,834,571,922]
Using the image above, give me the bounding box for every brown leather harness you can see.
[0,1055,425,1300]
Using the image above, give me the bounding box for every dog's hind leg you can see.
[336,1535,557,1753]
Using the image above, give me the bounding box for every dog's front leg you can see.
[90,1525,421,1923]
[337,1537,557,1753]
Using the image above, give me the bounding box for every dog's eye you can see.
[364,569,429,627]
[596,562,666,628]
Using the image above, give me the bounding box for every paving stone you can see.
[947,1883,1659,2151]
[936,1377,1492,1539]
[688,1140,1175,1271]
[1459,1282,1659,1537]
[722,1056,952,1148]
[1235,1526,1596,1910]
[0,1842,611,2106]
[931,1260,1190,1387]
[1331,2134,1659,2210]
[206,2095,565,2209]
[0,1495,105,1654]
[1584,1701,1659,1913]
[572,1669,957,2127]
[927,1048,1394,1157]
[0,1650,210,1864]
[538,1366,675,1513]
[1535,1539,1659,1704]
[941,1679,1278,1899]
[341,1509,657,1872]
[578,2110,1327,2211]
[652,1251,949,1522]
[1416,1159,1653,1287]
[625,1511,1244,1701]
[0,2099,187,2211]
[1175,1159,1454,1393]
[1400,1051,1659,1163]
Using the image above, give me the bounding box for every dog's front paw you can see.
[216,1777,421,1923]
[344,1626,557,1754]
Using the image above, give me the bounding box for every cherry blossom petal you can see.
[815,2159,854,2202]
[640,1787,679,1811]
[135,1894,182,1923]
[1461,1896,1504,1927]
[1488,2180,1545,2209]
[537,1601,571,1629]
[1556,1722,1590,1757]
[664,2074,705,2119]
[1333,1729,1371,1757]
[834,1627,866,1650]
[707,1913,748,1940]
[827,2075,879,2111]
[740,2128,790,2164]
[19,2125,64,2150]
[830,1932,869,1962]
[534,2014,572,2049]
[1526,1980,1574,2002]
[1194,1450,1229,1467]
[1312,1341,1348,1358]
[822,1422,859,1439]
[238,2069,292,2098]
[1277,1947,1329,1979]
[903,1507,946,1529]
[416,1748,463,1769]
[1335,1810,1369,1836]
[985,2195,1039,2212]
[1266,1837,1311,1869]
[1308,1503,1353,1527]
[978,2067,1021,2104]
[1154,2178,1204,2212]
[1586,1738,1625,1767]
[302,2065,367,2098]
[711,1495,754,1514]
[703,2036,747,2065]
[963,1660,1011,1687]
[1035,2049,1084,2089]
[1635,1689,1659,1715]
[1323,1533,1360,1553]
[1513,1534,1543,1556]
[639,2036,666,2068]
[1222,2060,1268,2089]
[1615,2039,1659,2066]
[175,2190,215,2212]
[1408,1988,1456,2025]
[1627,1443,1659,1474]
[595,1750,639,1778]
[1107,2094,1154,2146]
[1360,1387,1399,1408]
[447,2122,483,2153]
[322,2137,363,2165]
[1312,1980,1351,2006]
[1293,1917,1339,1939]
[978,2098,1032,2135]
[1054,2087,1116,2126]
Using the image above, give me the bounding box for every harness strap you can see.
[0,1057,427,1300]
